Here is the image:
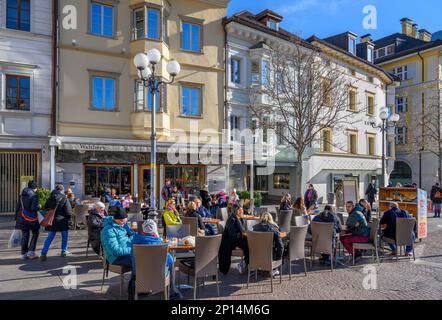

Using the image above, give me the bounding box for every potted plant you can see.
[37,188,51,215]
[238,191,262,208]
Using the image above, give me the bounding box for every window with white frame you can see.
[134,80,165,112]
[396,127,408,145]
[367,46,374,63]
[276,122,286,145]
[396,97,408,113]
[5,74,31,111]
[267,19,278,30]
[394,66,408,81]
[348,36,356,55]
[91,75,117,110]
[229,115,240,141]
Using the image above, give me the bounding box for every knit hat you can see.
[113,207,128,220]
[141,219,158,236]
[28,181,37,189]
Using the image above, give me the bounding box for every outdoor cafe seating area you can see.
[71,199,419,300]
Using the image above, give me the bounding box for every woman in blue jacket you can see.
[100,208,134,268]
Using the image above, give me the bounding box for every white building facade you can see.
[225,10,397,203]
[0,0,53,212]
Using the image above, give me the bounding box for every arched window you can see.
[390,161,412,185]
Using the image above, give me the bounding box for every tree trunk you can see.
[294,159,303,198]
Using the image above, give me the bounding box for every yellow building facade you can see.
[53,0,229,201]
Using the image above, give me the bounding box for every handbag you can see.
[19,196,38,223]
[41,197,62,228]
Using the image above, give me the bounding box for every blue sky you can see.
[228,0,442,40]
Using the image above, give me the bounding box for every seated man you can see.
[380,202,415,257]
[195,198,216,235]
[340,201,370,260]
[131,220,173,274]
[355,199,372,224]
[100,207,135,268]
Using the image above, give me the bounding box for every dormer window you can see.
[267,19,278,30]
[348,36,356,55]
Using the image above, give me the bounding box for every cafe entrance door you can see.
[138,165,159,203]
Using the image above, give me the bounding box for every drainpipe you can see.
[418,51,425,188]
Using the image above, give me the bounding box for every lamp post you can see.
[133,49,180,219]
[369,109,400,187]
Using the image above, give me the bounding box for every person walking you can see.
[304,184,318,210]
[40,184,73,261]
[15,181,41,260]
[161,179,173,203]
[365,182,377,210]
[430,183,442,218]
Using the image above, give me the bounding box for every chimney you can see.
[412,24,418,38]
[360,34,372,44]
[401,18,413,36]
[419,29,432,42]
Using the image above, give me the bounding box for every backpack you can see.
[435,190,442,199]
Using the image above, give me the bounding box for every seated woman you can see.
[280,193,292,211]
[131,219,173,275]
[307,205,342,263]
[253,212,284,268]
[100,207,135,268]
[185,201,207,236]
[163,199,182,227]
[291,197,307,222]
[195,198,216,235]
[88,201,108,256]
[218,205,249,275]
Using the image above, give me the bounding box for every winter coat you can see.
[163,208,182,226]
[252,221,284,261]
[365,184,377,204]
[346,207,370,237]
[355,203,371,224]
[15,187,40,231]
[304,189,318,209]
[308,211,342,246]
[218,214,246,275]
[88,209,107,253]
[199,190,212,209]
[130,234,173,274]
[196,206,211,218]
[102,192,113,204]
[101,216,135,264]
[380,207,413,240]
[44,190,72,232]
[186,209,205,231]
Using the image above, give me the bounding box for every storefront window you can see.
[84,165,132,197]
[164,165,205,196]
[273,174,290,190]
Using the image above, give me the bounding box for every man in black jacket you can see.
[15,181,40,260]
[430,183,442,218]
[40,184,73,261]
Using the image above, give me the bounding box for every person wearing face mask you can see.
[100,207,135,268]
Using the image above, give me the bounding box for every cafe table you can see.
[203,218,220,224]
[168,243,196,299]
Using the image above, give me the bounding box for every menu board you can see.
[417,189,428,239]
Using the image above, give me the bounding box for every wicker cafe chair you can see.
[353,218,380,266]
[177,235,222,299]
[287,225,309,279]
[247,231,282,293]
[133,244,170,300]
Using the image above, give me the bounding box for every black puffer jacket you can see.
[253,222,284,261]
[44,190,72,232]
[15,187,40,230]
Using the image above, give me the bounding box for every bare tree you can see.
[409,82,442,183]
[250,42,364,197]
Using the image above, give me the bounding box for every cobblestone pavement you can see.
[0,213,441,300]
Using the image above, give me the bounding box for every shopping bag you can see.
[40,208,56,228]
[8,230,22,249]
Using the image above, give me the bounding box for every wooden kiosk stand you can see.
[378,187,428,239]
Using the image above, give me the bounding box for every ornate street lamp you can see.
[369,109,400,187]
[133,49,180,219]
